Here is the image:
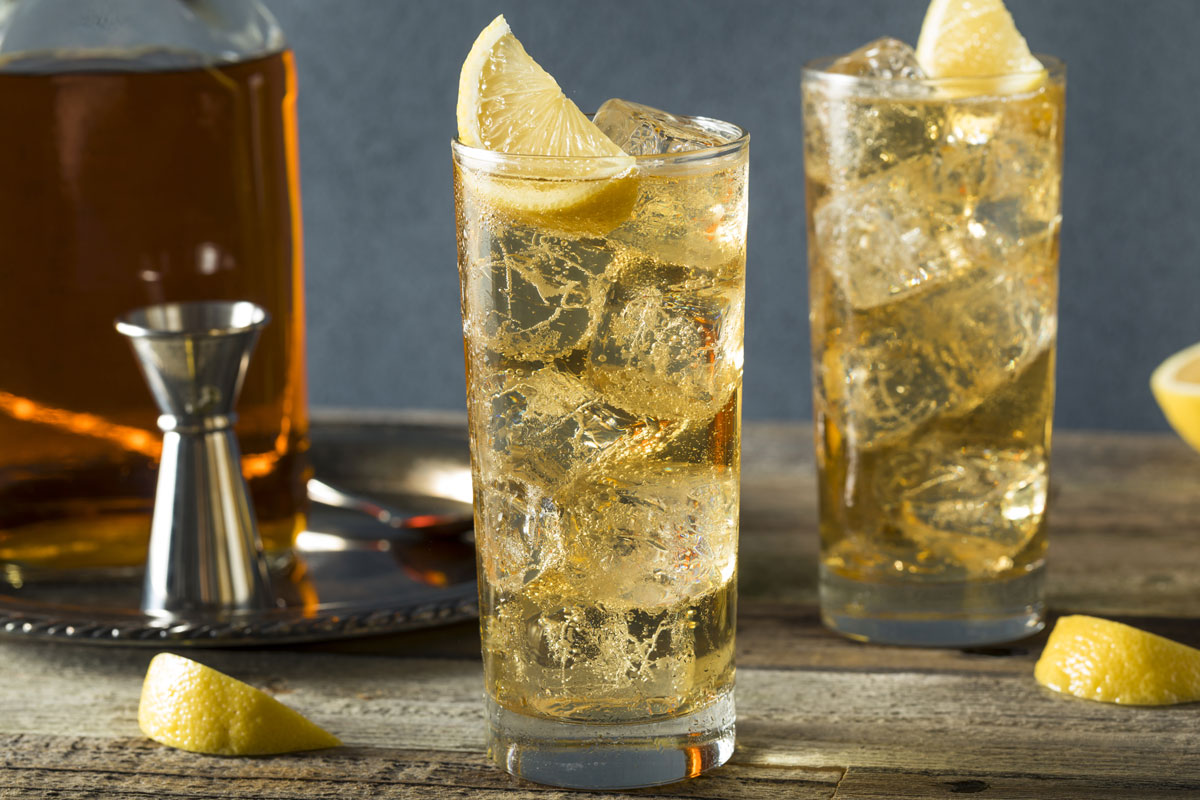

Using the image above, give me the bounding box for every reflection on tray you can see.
[0,415,480,646]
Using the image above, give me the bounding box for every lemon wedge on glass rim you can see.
[455,14,636,234]
[1035,615,1200,705]
[138,653,340,756]
[1151,341,1200,453]
[916,0,1046,94]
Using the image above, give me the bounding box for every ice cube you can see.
[475,478,565,594]
[813,159,974,309]
[474,365,676,490]
[803,89,940,188]
[459,228,619,361]
[610,153,748,273]
[819,328,949,450]
[804,40,937,187]
[813,122,1061,312]
[821,268,1055,449]
[492,564,710,708]
[954,137,1062,261]
[884,443,1048,575]
[827,38,927,81]
[558,462,737,608]
[484,459,737,710]
[586,258,743,420]
[594,98,739,156]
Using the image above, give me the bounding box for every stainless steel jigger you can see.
[116,301,275,618]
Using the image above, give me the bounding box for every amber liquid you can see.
[454,144,747,722]
[0,50,309,572]
[804,76,1063,586]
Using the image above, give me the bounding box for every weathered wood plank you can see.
[0,735,841,800]
[832,767,1200,799]
[733,670,1200,782]
[737,607,1200,673]
[2,643,1197,785]
[3,427,1200,797]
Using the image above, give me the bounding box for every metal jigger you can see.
[116,301,275,618]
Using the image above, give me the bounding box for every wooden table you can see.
[3,425,1199,799]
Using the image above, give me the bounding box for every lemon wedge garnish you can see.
[1035,615,1200,705]
[138,653,341,755]
[916,0,1045,93]
[457,14,624,157]
[1151,341,1200,453]
[455,15,636,234]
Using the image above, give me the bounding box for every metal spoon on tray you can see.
[307,478,475,540]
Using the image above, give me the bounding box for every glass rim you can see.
[801,53,1065,90]
[451,115,749,169]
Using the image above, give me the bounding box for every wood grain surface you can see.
[2,425,1199,799]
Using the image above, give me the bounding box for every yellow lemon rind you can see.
[455,15,636,229]
[456,14,511,149]
[916,0,1047,97]
[456,163,638,236]
[1151,341,1200,453]
[1034,615,1200,706]
[138,653,341,756]
[456,14,625,158]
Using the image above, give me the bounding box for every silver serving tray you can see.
[0,410,479,647]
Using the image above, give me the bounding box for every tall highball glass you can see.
[453,122,748,788]
[803,59,1065,646]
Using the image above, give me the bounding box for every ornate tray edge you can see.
[0,410,480,647]
[0,591,479,647]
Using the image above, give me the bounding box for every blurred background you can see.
[267,0,1200,429]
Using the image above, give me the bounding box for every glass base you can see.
[485,690,736,789]
[820,563,1045,647]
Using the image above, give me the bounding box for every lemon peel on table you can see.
[916,0,1046,93]
[1151,340,1200,453]
[138,653,341,756]
[454,14,636,234]
[1034,615,1200,705]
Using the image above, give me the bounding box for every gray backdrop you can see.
[267,0,1200,430]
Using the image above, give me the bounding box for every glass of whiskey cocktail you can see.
[453,111,747,787]
[803,46,1065,646]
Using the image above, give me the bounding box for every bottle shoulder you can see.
[0,0,285,71]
